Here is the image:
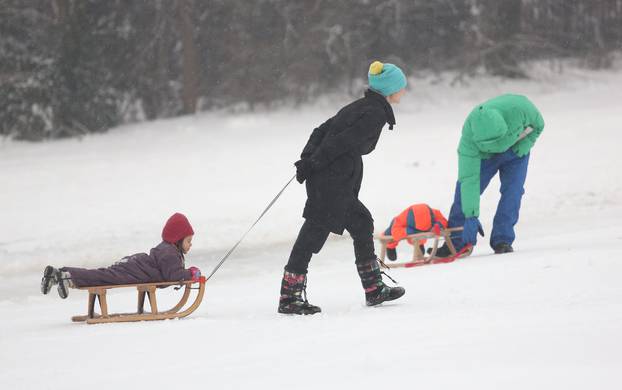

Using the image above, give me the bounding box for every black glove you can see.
[294,159,314,184]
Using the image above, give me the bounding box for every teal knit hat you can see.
[368,61,407,97]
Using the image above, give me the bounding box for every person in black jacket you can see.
[278,61,408,315]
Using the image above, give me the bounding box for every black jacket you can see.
[300,89,396,234]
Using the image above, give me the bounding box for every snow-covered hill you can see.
[1,64,621,389]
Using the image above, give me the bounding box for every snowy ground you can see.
[1,63,622,389]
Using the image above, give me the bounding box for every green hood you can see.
[469,106,514,154]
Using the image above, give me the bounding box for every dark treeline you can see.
[1,0,621,140]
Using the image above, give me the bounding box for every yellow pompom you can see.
[369,61,384,75]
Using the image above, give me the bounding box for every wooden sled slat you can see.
[71,277,206,324]
[163,284,192,314]
[377,227,470,269]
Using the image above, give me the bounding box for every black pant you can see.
[285,208,377,274]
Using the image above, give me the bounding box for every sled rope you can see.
[377,257,399,284]
[205,174,296,281]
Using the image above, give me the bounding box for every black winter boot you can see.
[386,248,397,261]
[493,242,514,254]
[356,259,405,306]
[417,244,426,258]
[429,243,452,258]
[56,269,72,299]
[278,271,321,315]
[40,265,58,295]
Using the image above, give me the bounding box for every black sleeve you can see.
[300,117,333,159]
[310,109,385,170]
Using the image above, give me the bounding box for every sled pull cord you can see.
[377,257,399,284]
[205,174,297,281]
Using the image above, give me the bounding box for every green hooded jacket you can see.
[458,94,545,217]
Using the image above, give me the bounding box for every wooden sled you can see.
[377,227,472,269]
[71,276,206,324]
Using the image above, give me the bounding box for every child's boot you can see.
[40,265,58,295]
[278,271,321,315]
[429,243,452,258]
[386,247,397,261]
[56,270,73,299]
[356,259,405,306]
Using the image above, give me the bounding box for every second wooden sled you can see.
[377,227,472,268]
[71,276,206,324]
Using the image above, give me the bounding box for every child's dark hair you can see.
[175,239,186,262]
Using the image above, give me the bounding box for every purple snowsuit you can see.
[61,241,193,287]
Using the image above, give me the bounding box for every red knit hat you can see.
[162,213,194,244]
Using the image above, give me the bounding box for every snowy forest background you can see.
[1,0,621,141]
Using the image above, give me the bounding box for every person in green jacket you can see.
[438,94,545,255]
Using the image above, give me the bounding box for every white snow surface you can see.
[1,64,622,389]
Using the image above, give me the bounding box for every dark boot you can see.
[356,259,405,306]
[417,244,426,258]
[386,248,397,261]
[56,270,72,299]
[429,243,452,258]
[40,265,58,295]
[278,271,321,315]
[493,242,514,254]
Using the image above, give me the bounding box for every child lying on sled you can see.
[41,213,201,299]
[381,203,448,261]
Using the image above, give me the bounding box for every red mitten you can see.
[188,266,201,282]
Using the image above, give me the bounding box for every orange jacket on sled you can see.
[383,204,448,249]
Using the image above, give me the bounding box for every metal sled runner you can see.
[71,277,206,324]
[377,227,472,268]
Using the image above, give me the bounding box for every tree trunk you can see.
[51,0,70,23]
[480,0,525,78]
[176,0,200,114]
